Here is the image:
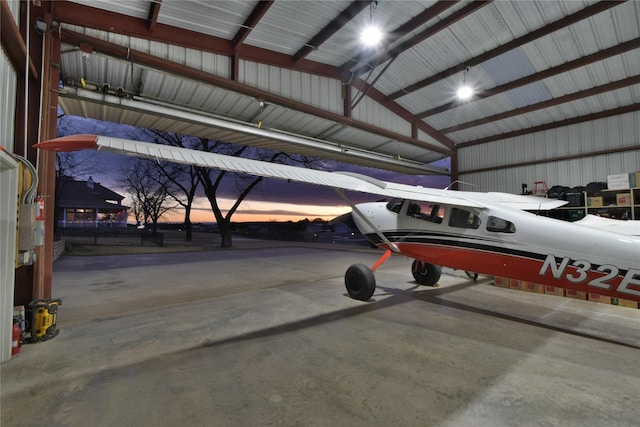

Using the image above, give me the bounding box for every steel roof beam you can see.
[440,75,640,134]
[387,0,625,102]
[56,27,453,156]
[233,0,273,49]
[50,1,456,154]
[343,0,477,77]
[293,0,370,64]
[147,0,161,31]
[1,0,39,78]
[418,37,640,118]
[348,77,455,151]
[51,1,235,55]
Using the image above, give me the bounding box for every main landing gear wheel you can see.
[465,271,479,281]
[345,264,376,301]
[411,260,442,286]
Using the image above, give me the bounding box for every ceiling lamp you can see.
[457,85,474,101]
[361,0,382,47]
[456,65,474,101]
[361,25,383,47]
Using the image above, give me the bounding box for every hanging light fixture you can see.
[361,25,382,46]
[457,65,474,101]
[361,0,382,47]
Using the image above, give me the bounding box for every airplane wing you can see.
[575,214,640,236]
[35,135,565,211]
[458,191,569,211]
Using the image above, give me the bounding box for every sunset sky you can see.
[171,197,353,223]
[122,159,450,224]
[83,151,451,224]
[60,115,451,224]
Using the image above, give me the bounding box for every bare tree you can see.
[137,130,201,242]
[192,137,318,248]
[162,162,199,241]
[121,159,177,235]
[135,131,318,248]
[129,199,145,227]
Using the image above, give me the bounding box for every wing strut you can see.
[333,188,400,253]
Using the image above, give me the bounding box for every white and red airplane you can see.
[36,135,640,303]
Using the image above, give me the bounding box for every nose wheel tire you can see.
[345,264,376,301]
[465,271,479,281]
[411,260,442,286]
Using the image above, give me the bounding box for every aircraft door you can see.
[399,200,446,229]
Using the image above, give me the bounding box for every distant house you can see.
[56,176,129,228]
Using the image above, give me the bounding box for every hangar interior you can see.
[1,1,639,424]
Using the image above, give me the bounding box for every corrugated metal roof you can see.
[56,0,639,176]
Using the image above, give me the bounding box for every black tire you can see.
[411,260,442,286]
[345,264,376,301]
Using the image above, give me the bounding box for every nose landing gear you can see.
[344,263,376,301]
[344,248,395,301]
[344,249,445,301]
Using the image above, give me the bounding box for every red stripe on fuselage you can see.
[383,242,640,303]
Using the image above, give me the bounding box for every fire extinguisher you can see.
[12,320,21,356]
[35,196,45,247]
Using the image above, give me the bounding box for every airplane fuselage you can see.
[353,200,640,302]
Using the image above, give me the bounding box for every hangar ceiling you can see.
[49,0,640,176]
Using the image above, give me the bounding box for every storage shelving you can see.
[548,187,640,222]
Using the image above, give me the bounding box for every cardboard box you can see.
[523,282,545,294]
[565,289,587,300]
[509,279,524,290]
[588,293,612,304]
[613,298,639,309]
[587,196,603,207]
[616,193,631,205]
[545,285,565,297]
[494,277,510,288]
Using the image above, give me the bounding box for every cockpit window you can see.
[406,201,445,224]
[487,216,516,233]
[386,199,403,213]
[449,208,480,229]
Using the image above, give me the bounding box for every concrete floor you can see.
[2,240,640,426]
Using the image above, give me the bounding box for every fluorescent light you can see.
[361,25,382,47]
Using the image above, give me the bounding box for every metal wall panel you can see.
[238,62,343,115]
[0,149,18,362]
[0,46,17,153]
[63,24,232,79]
[185,49,231,78]
[68,0,149,20]
[417,129,449,151]
[459,111,640,193]
[156,0,254,40]
[0,0,20,362]
[246,1,346,57]
[351,95,410,138]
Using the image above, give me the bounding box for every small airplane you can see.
[36,134,640,303]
